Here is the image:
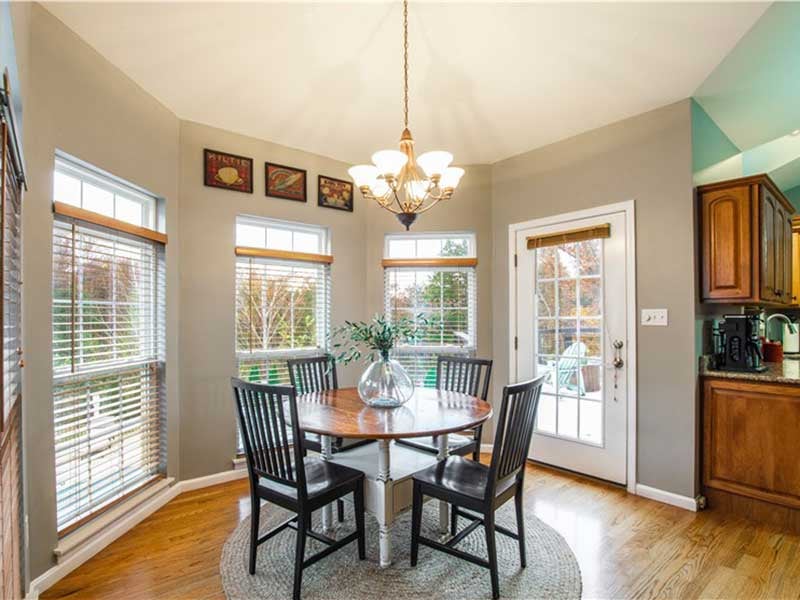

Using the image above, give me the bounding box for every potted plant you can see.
[331,314,424,407]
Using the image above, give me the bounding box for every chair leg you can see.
[472,425,483,462]
[248,495,260,575]
[515,488,527,568]
[410,483,423,567]
[337,499,345,523]
[293,513,308,600]
[484,511,500,600]
[450,504,458,536]
[354,485,366,560]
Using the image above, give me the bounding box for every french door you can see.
[514,209,630,485]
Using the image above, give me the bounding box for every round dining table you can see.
[296,386,492,567]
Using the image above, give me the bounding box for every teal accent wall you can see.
[691,99,740,173]
[786,185,800,211]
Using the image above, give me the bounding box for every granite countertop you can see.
[699,355,800,384]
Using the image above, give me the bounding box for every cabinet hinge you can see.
[514,254,518,268]
[514,336,518,351]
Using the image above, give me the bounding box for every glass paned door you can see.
[515,210,629,485]
[534,238,604,444]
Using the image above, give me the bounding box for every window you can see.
[235,216,331,384]
[54,156,157,229]
[51,156,166,533]
[383,233,477,387]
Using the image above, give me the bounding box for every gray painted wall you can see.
[22,5,181,579]
[177,120,367,480]
[491,101,698,497]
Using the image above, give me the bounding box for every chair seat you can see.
[397,433,475,455]
[412,456,517,502]
[259,456,363,500]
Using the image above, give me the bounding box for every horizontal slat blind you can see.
[235,256,331,381]
[52,217,165,533]
[3,130,21,426]
[384,266,476,387]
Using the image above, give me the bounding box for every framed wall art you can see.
[204,148,253,193]
[265,162,307,202]
[318,175,353,212]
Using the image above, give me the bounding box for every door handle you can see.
[612,339,624,369]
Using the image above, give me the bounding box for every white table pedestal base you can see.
[328,440,445,568]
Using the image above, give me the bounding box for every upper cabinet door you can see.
[701,185,753,300]
[760,187,779,302]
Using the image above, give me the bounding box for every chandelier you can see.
[348,0,464,230]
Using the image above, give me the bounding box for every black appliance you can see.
[712,314,767,372]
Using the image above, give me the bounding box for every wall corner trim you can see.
[635,483,699,512]
[25,468,248,599]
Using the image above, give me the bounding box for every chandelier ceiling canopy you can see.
[348,0,464,230]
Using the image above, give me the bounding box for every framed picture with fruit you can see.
[265,162,307,202]
[318,175,354,212]
[204,148,253,193]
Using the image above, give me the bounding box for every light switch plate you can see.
[641,308,668,326]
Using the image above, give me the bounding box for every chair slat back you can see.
[232,378,306,492]
[287,355,338,395]
[436,355,493,400]
[487,376,545,495]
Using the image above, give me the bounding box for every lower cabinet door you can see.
[703,377,800,509]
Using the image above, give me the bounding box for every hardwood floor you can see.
[41,460,800,599]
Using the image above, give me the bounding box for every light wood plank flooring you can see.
[41,461,800,599]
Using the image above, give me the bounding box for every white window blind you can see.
[383,233,477,387]
[51,165,165,533]
[235,217,331,384]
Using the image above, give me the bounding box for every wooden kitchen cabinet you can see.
[698,174,795,305]
[792,216,800,306]
[703,377,800,512]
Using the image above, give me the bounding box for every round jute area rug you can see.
[220,501,582,600]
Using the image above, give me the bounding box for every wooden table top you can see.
[295,387,492,439]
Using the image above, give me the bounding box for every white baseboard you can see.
[27,480,182,599]
[480,443,493,453]
[175,466,247,494]
[25,466,248,600]
[635,483,699,512]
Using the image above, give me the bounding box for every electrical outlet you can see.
[641,308,668,326]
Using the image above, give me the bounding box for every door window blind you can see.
[0,92,24,599]
[383,233,477,387]
[52,215,165,533]
[2,125,22,428]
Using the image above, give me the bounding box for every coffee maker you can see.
[712,314,767,372]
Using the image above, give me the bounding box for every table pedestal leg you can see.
[437,434,449,534]
[376,439,394,568]
[320,435,333,532]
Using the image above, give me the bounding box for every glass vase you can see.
[357,357,414,408]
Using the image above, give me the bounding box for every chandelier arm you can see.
[403,0,409,130]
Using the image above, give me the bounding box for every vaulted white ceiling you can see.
[43,2,768,165]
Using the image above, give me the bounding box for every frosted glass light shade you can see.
[405,180,429,202]
[371,150,408,178]
[372,178,391,197]
[348,165,379,188]
[417,151,453,178]
[440,167,465,189]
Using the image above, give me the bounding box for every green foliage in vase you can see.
[331,313,426,365]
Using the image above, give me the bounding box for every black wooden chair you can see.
[287,355,374,522]
[397,356,493,461]
[287,355,375,455]
[410,376,544,600]
[232,378,366,600]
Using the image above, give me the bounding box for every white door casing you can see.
[508,201,637,491]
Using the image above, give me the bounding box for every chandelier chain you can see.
[403,0,409,129]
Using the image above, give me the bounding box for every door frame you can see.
[508,200,638,493]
